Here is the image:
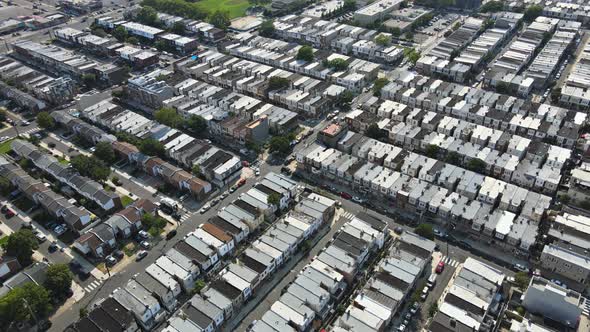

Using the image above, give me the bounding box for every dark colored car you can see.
[113,250,125,260]
[166,229,177,240]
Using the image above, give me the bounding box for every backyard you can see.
[196,0,249,18]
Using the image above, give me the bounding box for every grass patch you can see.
[0,236,8,248]
[123,242,137,257]
[195,0,249,18]
[57,156,69,165]
[121,195,134,207]
[0,138,14,154]
[96,262,107,274]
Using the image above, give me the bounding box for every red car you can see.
[435,261,445,274]
[340,192,352,200]
[237,179,246,187]
[5,209,15,218]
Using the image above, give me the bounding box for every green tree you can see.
[425,144,440,158]
[343,0,356,10]
[193,279,206,294]
[466,158,486,173]
[141,213,167,236]
[366,123,386,140]
[372,77,389,97]
[259,19,275,37]
[550,88,562,103]
[405,31,414,41]
[3,229,38,266]
[0,283,52,329]
[112,25,128,42]
[142,0,207,20]
[390,27,401,37]
[495,81,510,94]
[137,6,158,26]
[93,141,116,164]
[445,151,460,165]
[514,271,530,291]
[429,302,438,317]
[268,76,291,91]
[82,73,97,88]
[375,34,391,46]
[209,10,230,30]
[267,193,281,207]
[186,115,207,136]
[70,155,111,182]
[92,27,107,37]
[404,47,421,65]
[126,36,139,45]
[0,177,11,195]
[155,107,183,128]
[139,138,166,157]
[524,4,542,22]
[192,164,201,176]
[415,224,434,239]
[0,107,7,123]
[480,0,504,12]
[171,21,186,34]
[45,264,73,297]
[325,58,349,71]
[269,136,290,155]
[296,45,314,62]
[36,111,55,129]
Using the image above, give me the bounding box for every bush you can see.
[415,224,434,240]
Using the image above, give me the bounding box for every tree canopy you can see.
[155,107,183,128]
[112,26,128,42]
[93,141,116,164]
[365,123,387,141]
[3,229,38,266]
[325,58,349,71]
[524,4,542,22]
[415,223,434,240]
[45,264,73,297]
[36,112,54,129]
[71,155,111,182]
[0,283,52,329]
[137,6,158,26]
[268,76,291,91]
[466,158,486,173]
[186,115,207,136]
[259,20,275,37]
[372,77,389,97]
[269,136,291,155]
[296,45,314,62]
[209,10,231,30]
[139,138,166,157]
[480,1,504,12]
[171,21,186,34]
[375,34,391,46]
[267,193,281,207]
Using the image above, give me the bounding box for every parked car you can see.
[237,179,246,187]
[166,229,177,240]
[113,250,124,260]
[513,263,529,273]
[138,230,150,239]
[200,204,211,214]
[221,191,229,199]
[48,242,59,253]
[352,196,366,204]
[136,250,148,261]
[421,286,429,300]
[427,274,437,288]
[0,205,7,213]
[340,192,352,200]
[35,233,47,243]
[409,302,420,315]
[436,261,445,274]
[105,255,117,266]
[140,241,150,249]
[5,208,15,218]
[53,224,67,235]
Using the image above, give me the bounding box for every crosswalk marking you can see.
[21,127,40,136]
[582,297,590,316]
[84,279,102,293]
[180,213,192,222]
[341,211,355,220]
[441,255,460,267]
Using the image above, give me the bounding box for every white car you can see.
[35,233,47,243]
[200,204,211,214]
